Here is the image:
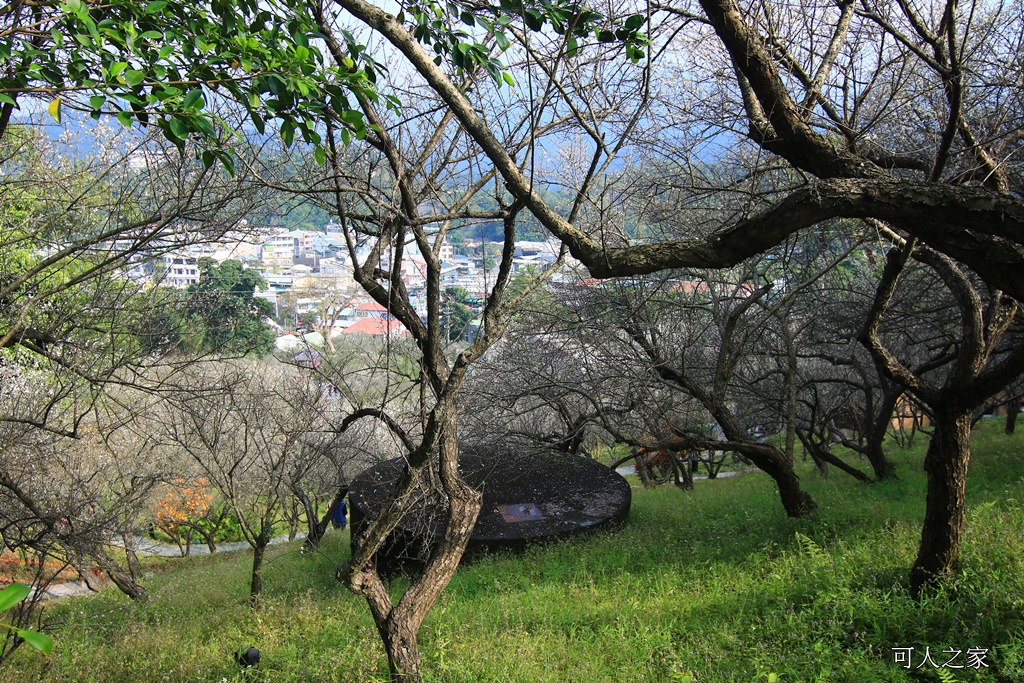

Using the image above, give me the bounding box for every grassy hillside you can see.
[6,420,1023,682]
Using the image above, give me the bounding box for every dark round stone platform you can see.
[349,451,631,570]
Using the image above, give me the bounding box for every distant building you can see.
[355,301,389,318]
[342,317,407,338]
[160,255,201,288]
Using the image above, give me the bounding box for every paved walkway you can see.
[616,464,746,481]
[128,532,305,558]
[32,532,307,600]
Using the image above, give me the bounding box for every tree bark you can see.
[94,552,148,601]
[250,540,267,603]
[350,468,481,683]
[302,486,347,549]
[1006,396,1020,434]
[715,411,816,516]
[122,532,143,582]
[669,452,694,491]
[910,408,971,597]
[797,428,873,483]
[764,453,817,517]
[865,385,901,480]
[796,428,830,478]
[784,330,799,462]
[201,528,217,554]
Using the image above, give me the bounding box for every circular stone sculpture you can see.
[348,451,631,570]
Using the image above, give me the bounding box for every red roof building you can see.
[342,317,407,337]
[355,301,389,317]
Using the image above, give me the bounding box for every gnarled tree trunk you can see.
[910,408,971,597]
[345,426,483,682]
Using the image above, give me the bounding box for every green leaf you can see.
[0,93,17,106]
[0,582,30,611]
[47,98,62,123]
[89,95,106,110]
[191,115,215,137]
[17,628,53,654]
[494,30,510,51]
[314,146,326,165]
[124,69,146,86]
[250,111,265,135]
[624,14,645,32]
[280,118,294,146]
[502,71,515,88]
[340,109,363,126]
[168,115,188,140]
[108,61,128,78]
[524,11,544,32]
[219,151,235,176]
[182,88,204,110]
[145,0,168,14]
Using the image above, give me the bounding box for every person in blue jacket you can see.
[331,499,348,530]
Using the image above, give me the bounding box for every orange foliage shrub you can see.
[152,478,214,536]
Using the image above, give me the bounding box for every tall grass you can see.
[6,419,1022,682]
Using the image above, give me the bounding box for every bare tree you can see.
[0,392,162,602]
[861,239,1024,594]
[158,361,332,601]
[332,0,1024,596]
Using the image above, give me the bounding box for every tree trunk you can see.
[94,552,148,601]
[381,615,422,683]
[386,485,480,682]
[784,335,798,462]
[910,408,971,597]
[796,429,829,478]
[287,498,301,541]
[350,474,481,683]
[635,451,652,486]
[201,529,217,554]
[250,541,267,602]
[716,412,816,516]
[865,387,900,480]
[122,532,143,582]
[770,461,817,517]
[108,566,148,601]
[1006,396,1020,434]
[302,486,347,549]
[669,452,693,491]
[797,428,874,483]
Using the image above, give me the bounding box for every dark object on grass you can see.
[349,449,631,573]
[236,647,260,668]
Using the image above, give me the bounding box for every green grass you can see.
[6,419,1024,682]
